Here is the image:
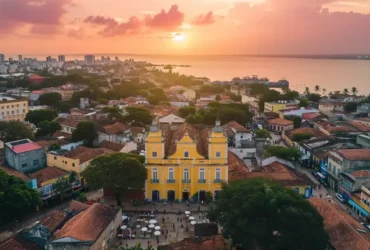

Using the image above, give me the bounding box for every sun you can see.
[172,33,185,42]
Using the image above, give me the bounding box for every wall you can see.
[47,153,80,174]
[234,132,252,148]
[121,141,137,153]
[229,147,256,159]
[0,100,29,121]
[170,101,189,108]
[61,141,84,151]
[5,146,46,173]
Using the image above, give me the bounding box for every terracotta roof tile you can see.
[100,140,125,152]
[267,118,293,126]
[52,131,72,140]
[0,166,30,182]
[302,112,321,120]
[53,203,119,242]
[29,167,69,187]
[228,151,249,181]
[55,117,81,128]
[64,146,105,164]
[351,170,370,178]
[325,126,355,134]
[262,161,289,173]
[336,149,370,161]
[222,121,249,133]
[347,121,370,132]
[309,198,370,250]
[357,118,370,123]
[35,139,69,151]
[158,235,227,250]
[0,236,42,250]
[40,210,67,233]
[66,200,90,214]
[285,128,326,140]
[103,122,130,135]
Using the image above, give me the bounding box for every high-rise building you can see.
[18,55,22,62]
[58,55,65,62]
[0,54,4,63]
[84,55,95,65]
[46,56,52,62]
[9,58,13,62]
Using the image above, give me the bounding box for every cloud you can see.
[67,28,85,39]
[85,5,184,36]
[192,12,215,25]
[0,0,71,34]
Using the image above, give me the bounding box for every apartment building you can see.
[0,96,29,121]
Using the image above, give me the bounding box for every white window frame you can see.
[199,168,205,180]
[152,152,158,158]
[152,168,158,180]
[184,151,189,158]
[216,168,221,180]
[183,168,189,180]
[169,168,174,180]
[216,152,221,158]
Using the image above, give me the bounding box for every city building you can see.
[0,54,4,63]
[5,139,46,173]
[28,74,48,84]
[46,203,122,250]
[84,55,95,65]
[357,134,370,148]
[357,103,370,116]
[264,100,299,113]
[145,121,228,201]
[318,99,344,113]
[18,55,22,62]
[327,149,370,191]
[46,56,52,62]
[159,113,185,124]
[100,140,137,153]
[267,118,294,132]
[278,107,319,118]
[0,96,29,121]
[58,55,66,62]
[241,95,259,110]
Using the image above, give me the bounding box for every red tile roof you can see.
[53,203,119,242]
[100,140,125,152]
[64,146,105,164]
[325,126,355,134]
[351,170,370,178]
[309,198,370,250]
[336,149,370,161]
[28,75,47,80]
[35,139,69,151]
[0,166,30,182]
[262,161,289,173]
[0,237,41,250]
[66,200,90,214]
[29,167,69,187]
[347,121,370,132]
[222,121,249,133]
[31,90,46,94]
[158,235,227,250]
[228,151,249,181]
[357,118,370,123]
[55,117,81,128]
[267,118,293,126]
[9,142,42,154]
[103,122,130,135]
[285,128,326,140]
[40,210,67,233]
[302,112,321,120]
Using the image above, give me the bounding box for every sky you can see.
[1,0,370,55]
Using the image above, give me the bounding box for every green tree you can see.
[15,79,32,88]
[304,87,310,95]
[265,146,300,161]
[306,93,321,103]
[38,92,62,106]
[178,106,196,118]
[343,88,349,95]
[284,115,302,129]
[229,93,242,102]
[146,88,168,105]
[343,102,358,113]
[322,88,327,96]
[76,192,88,203]
[81,153,147,205]
[351,87,358,96]
[53,176,71,202]
[314,85,320,93]
[54,101,73,113]
[72,121,98,146]
[0,170,41,224]
[299,98,309,108]
[0,121,34,142]
[36,121,61,137]
[215,94,221,102]
[292,133,314,142]
[122,107,153,126]
[101,107,123,121]
[208,179,329,250]
[25,109,58,125]
[255,129,271,139]
[117,243,154,250]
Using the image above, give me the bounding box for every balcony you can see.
[198,179,206,183]
[182,179,191,183]
[167,179,175,183]
[214,179,222,183]
[150,179,159,183]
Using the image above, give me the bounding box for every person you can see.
[162,217,165,223]
[181,224,183,229]
[157,237,159,244]
[164,201,167,207]
[166,229,168,235]
[173,223,175,230]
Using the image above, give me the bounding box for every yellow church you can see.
[145,121,228,202]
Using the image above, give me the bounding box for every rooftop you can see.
[65,200,90,214]
[346,121,370,132]
[285,127,326,140]
[100,140,125,152]
[29,167,69,187]
[222,120,249,133]
[336,149,370,161]
[228,151,249,181]
[6,139,42,154]
[158,235,227,250]
[103,122,130,135]
[351,170,370,178]
[53,203,119,242]
[357,118,370,123]
[309,198,370,250]
[39,210,67,233]
[302,112,322,120]
[63,146,105,164]
[267,118,294,126]
[0,166,30,182]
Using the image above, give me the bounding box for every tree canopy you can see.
[208,179,329,250]
[72,121,98,146]
[81,153,147,205]
[343,102,358,113]
[122,107,153,126]
[264,146,300,161]
[292,132,314,142]
[146,87,168,105]
[35,121,61,137]
[255,129,271,139]
[0,170,41,224]
[0,121,34,142]
[284,115,302,129]
[25,109,58,125]
[38,92,62,107]
[178,106,196,118]
[306,93,321,103]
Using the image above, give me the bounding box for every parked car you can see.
[336,193,345,203]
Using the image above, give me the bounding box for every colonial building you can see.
[145,121,228,202]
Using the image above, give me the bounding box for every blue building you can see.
[5,139,46,173]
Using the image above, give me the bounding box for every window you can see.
[183,169,189,180]
[216,152,221,158]
[65,161,67,164]
[23,109,25,113]
[184,151,189,158]
[152,168,158,180]
[33,160,39,166]
[54,156,57,160]
[21,163,27,168]
[216,168,221,180]
[152,152,157,158]
[199,168,205,180]
[72,163,75,167]
[16,104,19,107]
[169,168,174,180]
[11,105,13,108]
[11,111,14,114]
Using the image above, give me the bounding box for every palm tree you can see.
[343,88,349,95]
[314,85,320,93]
[304,87,310,95]
[322,88,326,96]
[351,87,358,96]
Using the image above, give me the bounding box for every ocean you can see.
[13,54,370,95]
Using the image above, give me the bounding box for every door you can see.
[182,191,189,201]
[199,190,206,201]
[167,190,175,201]
[152,190,159,201]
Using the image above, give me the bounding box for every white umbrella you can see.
[149,219,157,224]
[189,216,195,220]
[120,225,127,230]
[185,211,190,215]
[148,224,155,228]
[154,231,161,236]
[191,221,196,225]
[186,214,189,217]
[154,226,161,230]
[141,227,148,232]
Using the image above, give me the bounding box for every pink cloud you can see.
[0,0,71,34]
[192,12,215,25]
[67,28,85,39]
[145,5,184,30]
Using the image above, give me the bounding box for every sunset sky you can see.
[1,0,370,55]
